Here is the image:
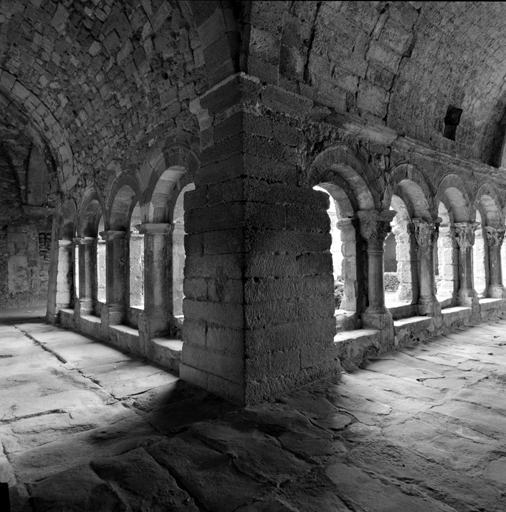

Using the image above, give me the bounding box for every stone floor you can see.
[2,308,506,511]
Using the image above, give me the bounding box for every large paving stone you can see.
[326,462,456,511]
[91,447,199,511]
[341,440,502,511]
[190,420,310,485]
[28,463,126,512]
[10,411,162,482]
[147,433,269,512]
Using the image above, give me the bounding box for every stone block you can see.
[185,254,244,279]
[182,319,206,346]
[184,299,244,329]
[203,229,244,255]
[184,233,203,257]
[206,326,244,355]
[357,80,389,118]
[285,206,330,232]
[182,343,244,384]
[186,202,244,233]
[262,84,313,118]
[183,278,208,300]
[245,230,331,255]
[244,274,333,303]
[246,348,300,381]
[214,111,243,143]
[207,278,243,303]
[201,134,243,166]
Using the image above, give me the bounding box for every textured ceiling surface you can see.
[1,1,506,197]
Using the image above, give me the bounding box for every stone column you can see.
[453,222,480,307]
[99,230,127,330]
[412,218,440,316]
[357,210,396,335]
[392,219,415,304]
[53,240,73,313]
[485,226,506,298]
[128,232,145,307]
[137,223,173,355]
[336,218,357,311]
[73,237,96,316]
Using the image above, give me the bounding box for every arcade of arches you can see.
[3,1,506,408]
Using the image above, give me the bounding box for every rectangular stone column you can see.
[137,223,173,355]
[99,230,127,331]
[73,237,96,316]
[181,74,340,405]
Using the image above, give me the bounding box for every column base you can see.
[417,297,441,317]
[457,289,478,308]
[487,284,506,299]
[75,298,93,316]
[361,310,394,354]
[100,303,125,338]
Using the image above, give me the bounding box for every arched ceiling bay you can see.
[247,1,506,164]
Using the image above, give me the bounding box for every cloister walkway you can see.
[1,307,506,511]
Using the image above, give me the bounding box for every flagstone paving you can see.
[2,307,506,511]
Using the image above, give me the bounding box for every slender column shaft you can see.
[100,230,127,308]
[413,218,440,315]
[453,222,479,306]
[485,226,505,298]
[358,210,396,314]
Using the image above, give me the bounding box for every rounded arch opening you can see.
[172,182,195,318]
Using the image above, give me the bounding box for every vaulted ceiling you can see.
[1,1,506,198]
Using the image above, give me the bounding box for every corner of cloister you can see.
[2,1,506,407]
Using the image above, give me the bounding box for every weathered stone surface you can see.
[147,434,268,512]
[91,448,199,511]
[190,420,310,484]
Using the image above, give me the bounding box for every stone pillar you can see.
[337,218,357,311]
[137,223,173,355]
[73,237,96,316]
[129,232,145,307]
[357,209,396,334]
[485,226,506,298]
[436,225,457,300]
[181,73,340,405]
[392,219,415,304]
[99,230,127,330]
[412,218,441,316]
[453,222,480,307]
[48,240,73,321]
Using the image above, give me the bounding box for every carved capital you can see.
[485,226,505,247]
[357,210,396,250]
[453,222,480,249]
[137,223,173,236]
[99,230,127,241]
[412,218,438,248]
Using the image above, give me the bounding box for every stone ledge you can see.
[387,303,416,320]
[109,324,140,353]
[334,329,380,371]
[394,316,433,330]
[441,306,472,328]
[479,298,505,311]
[394,315,434,348]
[59,308,75,329]
[80,314,101,324]
[152,337,183,374]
